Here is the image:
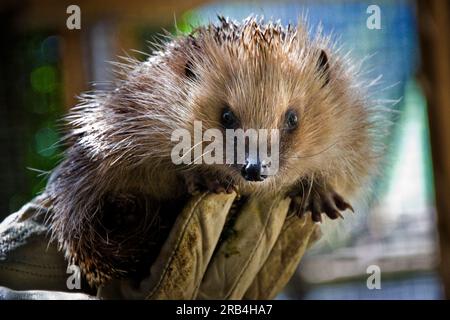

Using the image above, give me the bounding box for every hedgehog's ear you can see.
[316,49,330,86]
[184,58,197,80]
[183,36,200,80]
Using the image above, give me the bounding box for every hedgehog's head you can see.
[165,17,371,194]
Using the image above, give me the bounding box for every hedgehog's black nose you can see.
[241,161,265,182]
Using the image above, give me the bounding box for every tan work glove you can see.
[0,192,319,299]
[0,195,94,299]
[99,192,320,300]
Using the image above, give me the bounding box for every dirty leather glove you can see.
[99,192,320,300]
[0,195,95,299]
[0,192,319,299]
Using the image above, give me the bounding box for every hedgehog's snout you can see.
[241,159,266,182]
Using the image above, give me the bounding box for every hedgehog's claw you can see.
[184,173,202,195]
[333,192,354,213]
[184,173,235,195]
[288,195,304,217]
[288,183,353,222]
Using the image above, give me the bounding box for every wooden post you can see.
[417,0,450,299]
[60,29,88,109]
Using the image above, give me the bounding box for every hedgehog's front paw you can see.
[288,182,353,223]
[183,173,235,195]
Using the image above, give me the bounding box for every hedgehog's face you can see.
[180,31,353,193]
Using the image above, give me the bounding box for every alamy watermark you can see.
[66,5,81,30]
[66,264,81,290]
[366,265,382,290]
[171,121,280,176]
[366,5,382,30]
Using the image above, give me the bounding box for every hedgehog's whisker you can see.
[185,149,213,166]
[179,140,204,161]
[287,142,337,160]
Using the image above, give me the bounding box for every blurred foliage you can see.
[136,10,202,58]
[9,33,64,212]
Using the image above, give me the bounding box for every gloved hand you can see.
[0,195,94,299]
[99,192,320,300]
[0,192,320,300]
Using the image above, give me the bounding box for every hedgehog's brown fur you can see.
[45,16,386,286]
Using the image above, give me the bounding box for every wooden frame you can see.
[418,0,450,299]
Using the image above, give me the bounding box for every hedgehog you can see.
[45,16,385,286]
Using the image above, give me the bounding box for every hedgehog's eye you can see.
[221,107,238,129]
[285,110,299,131]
